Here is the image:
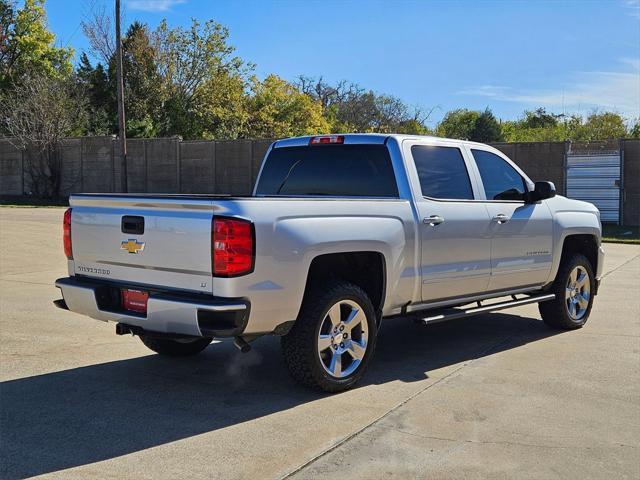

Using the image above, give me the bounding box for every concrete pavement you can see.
[1,207,638,479]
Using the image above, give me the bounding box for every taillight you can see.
[212,217,254,277]
[309,135,344,145]
[63,208,72,259]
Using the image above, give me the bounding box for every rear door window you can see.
[411,145,474,200]
[256,145,398,197]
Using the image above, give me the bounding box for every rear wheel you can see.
[140,335,212,357]
[539,253,594,330]
[281,281,377,392]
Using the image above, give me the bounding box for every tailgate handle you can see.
[121,216,144,235]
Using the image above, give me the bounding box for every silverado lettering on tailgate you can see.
[77,265,111,276]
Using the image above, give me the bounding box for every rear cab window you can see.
[411,145,474,200]
[255,144,398,197]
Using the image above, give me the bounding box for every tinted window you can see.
[256,145,398,197]
[472,149,527,201]
[411,145,474,200]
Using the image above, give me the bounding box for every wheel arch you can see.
[300,251,387,324]
[545,233,600,290]
[561,234,599,272]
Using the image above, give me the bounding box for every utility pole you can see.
[115,0,127,192]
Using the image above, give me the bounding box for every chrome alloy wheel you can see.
[317,300,369,378]
[565,266,591,320]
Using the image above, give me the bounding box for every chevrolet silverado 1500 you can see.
[55,134,604,391]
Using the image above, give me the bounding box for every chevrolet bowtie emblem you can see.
[121,239,145,254]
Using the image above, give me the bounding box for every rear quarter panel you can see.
[212,198,419,334]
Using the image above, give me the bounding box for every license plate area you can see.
[121,289,149,314]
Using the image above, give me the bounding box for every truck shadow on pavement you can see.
[1,313,561,479]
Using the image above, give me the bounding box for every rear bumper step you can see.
[421,293,556,325]
[115,322,201,340]
[53,298,69,310]
[54,277,250,338]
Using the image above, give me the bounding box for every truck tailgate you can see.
[69,195,215,294]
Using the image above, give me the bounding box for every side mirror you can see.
[527,181,556,203]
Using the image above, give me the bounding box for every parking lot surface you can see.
[1,207,638,479]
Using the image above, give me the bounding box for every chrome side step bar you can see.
[421,293,556,325]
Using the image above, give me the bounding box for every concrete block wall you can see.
[146,138,179,193]
[215,140,253,195]
[180,141,215,194]
[126,139,147,193]
[59,138,82,196]
[0,136,638,225]
[81,137,113,193]
[0,140,22,195]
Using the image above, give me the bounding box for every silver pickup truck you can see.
[55,134,604,392]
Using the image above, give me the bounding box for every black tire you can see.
[281,281,378,393]
[139,335,212,357]
[539,253,595,330]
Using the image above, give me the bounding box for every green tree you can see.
[501,110,582,142]
[0,0,72,90]
[578,111,627,141]
[197,71,249,139]
[153,18,251,139]
[118,22,163,137]
[76,53,112,135]
[501,108,631,142]
[472,108,503,142]
[521,108,559,129]
[79,20,164,137]
[436,108,502,142]
[296,76,432,133]
[396,118,432,135]
[436,109,480,139]
[80,14,254,139]
[244,74,329,138]
[371,94,413,132]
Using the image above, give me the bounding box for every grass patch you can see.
[602,225,640,244]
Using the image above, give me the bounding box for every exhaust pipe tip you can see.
[233,337,251,353]
[115,323,132,336]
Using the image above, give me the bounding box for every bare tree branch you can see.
[0,74,87,197]
[81,1,115,65]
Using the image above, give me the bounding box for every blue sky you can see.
[45,0,640,126]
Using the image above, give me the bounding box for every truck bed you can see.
[72,193,245,198]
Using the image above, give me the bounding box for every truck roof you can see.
[273,133,492,149]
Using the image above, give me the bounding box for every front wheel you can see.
[539,253,595,330]
[140,335,212,357]
[281,281,378,392]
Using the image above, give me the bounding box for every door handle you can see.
[492,214,510,224]
[424,215,445,226]
[121,215,145,234]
